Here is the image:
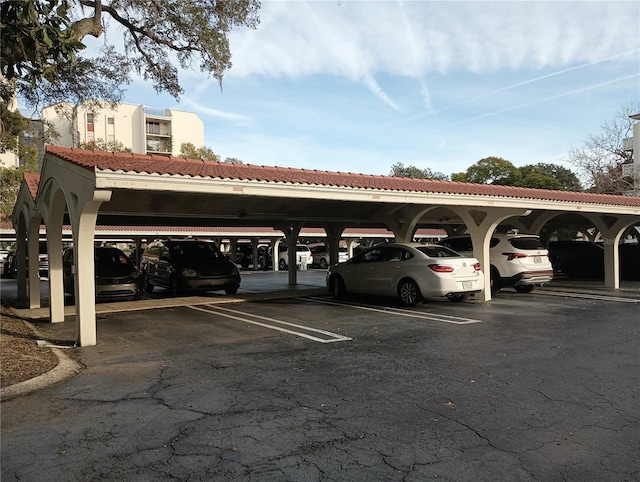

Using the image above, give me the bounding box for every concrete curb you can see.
[1,320,82,402]
[1,346,81,401]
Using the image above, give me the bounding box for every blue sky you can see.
[104,1,639,178]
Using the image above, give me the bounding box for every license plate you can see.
[534,256,541,263]
[462,281,472,289]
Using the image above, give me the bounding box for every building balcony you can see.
[622,163,637,177]
[622,138,634,152]
[146,138,172,154]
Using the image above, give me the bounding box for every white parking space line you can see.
[536,290,639,303]
[188,305,352,343]
[304,297,482,325]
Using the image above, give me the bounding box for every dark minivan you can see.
[140,239,241,296]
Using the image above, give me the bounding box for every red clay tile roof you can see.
[23,172,40,201]
[45,145,640,207]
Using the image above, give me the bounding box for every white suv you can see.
[439,234,553,293]
[310,244,349,269]
[278,244,313,270]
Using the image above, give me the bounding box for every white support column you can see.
[279,224,303,285]
[42,190,67,323]
[70,190,112,347]
[585,214,639,290]
[448,207,532,301]
[373,205,435,243]
[15,216,28,301]
[324,223,346,266]
[273,239,281,272]
[27,217,41,309]
[251,237,259,271]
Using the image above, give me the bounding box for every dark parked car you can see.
[548,241,640,281]
[2,251,17,278]
[548,241,604,278]
[62,246,143,301]
[141,239,241,296]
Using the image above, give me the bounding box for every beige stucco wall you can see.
[42,102,203,156]
[168,109,205,157]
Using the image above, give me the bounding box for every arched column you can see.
[323,222,347,266]
[68,190,112,346]
[39,185,67,323]
[585,214,640,289]
[447,207,532,301]
[373,205,435,243]
[14,213,28,302]
[27,215,42,309]
[278,223,303,285]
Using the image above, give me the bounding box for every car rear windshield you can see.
[172,242,223,261]
[95,249,131,266]
[508,237,544,250]
[416,246,461,258]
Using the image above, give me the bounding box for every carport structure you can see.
[11,146,640,346]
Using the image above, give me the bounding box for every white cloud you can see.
[228,1,638,79]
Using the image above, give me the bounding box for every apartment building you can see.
[41,102,204,157]
[622,113,640,196]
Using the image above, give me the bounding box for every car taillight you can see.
[428,264,454,273]
[473,263,481,271]
[503,253,527,261]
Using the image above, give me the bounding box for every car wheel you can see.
[225,285,239,295]
[278,259,287,270]
[169,277,181,297]
[490,267,501,295]
[329,275,346,299]
[319,258,328,269]
[143,274,154,293]
[398,278,421,307]
[447,293,469,302]
[514,284,535,293]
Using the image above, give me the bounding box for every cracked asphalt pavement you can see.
[2,287,639,481]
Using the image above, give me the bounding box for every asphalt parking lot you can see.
[1,273,639,481]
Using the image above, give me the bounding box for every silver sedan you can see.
[326,242,484,306]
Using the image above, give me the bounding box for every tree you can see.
[0,148,38,219]
[451,157,518,184]
[389,162,448,180]
[180,143,220,162]
[515,163,582,191]
[78,138,132,152]
[1,0,261,107]
[179,143,244,164]
[0,0,260,218]
[565,102,638,194]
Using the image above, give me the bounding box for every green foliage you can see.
[179,143,244,163]
[516,163,582,191]
[0,106,29,153]
[0,149,38,220]
[451,159,582,191]
[0,0,84,96]
[180,143,220,162]
[389,162,448,180]
[1,0,261,106]
[78,138,132,152]
[454,157,518,185]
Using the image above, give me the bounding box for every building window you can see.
[107,117,114,125]
[147,121,160,135]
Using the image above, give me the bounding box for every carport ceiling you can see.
[96,189,393,228]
